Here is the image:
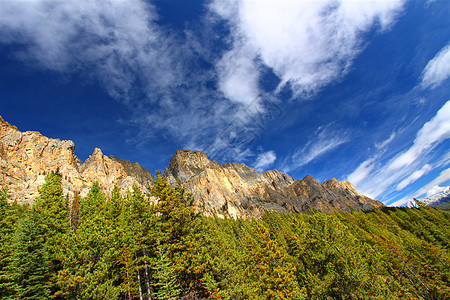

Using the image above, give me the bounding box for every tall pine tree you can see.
[0,188,19,298]
[12,209,51,300]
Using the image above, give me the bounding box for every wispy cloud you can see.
[347,100,450,203]
[0,0,406,165]
[281,126,350,173]
[396,164,432,191]
[375,132,396,149]
[0,0,236,156]
[347,157,377,187]
[386,100,450,172]
[0,0,177,98]
[390,168,450,207]
[254,150,277,172]
[415,168,450,197]
[421,44,450,89]
[210,0,405,98]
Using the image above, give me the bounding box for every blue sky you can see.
[0,0,449,206]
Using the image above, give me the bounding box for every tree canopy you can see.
[0,172,449,299]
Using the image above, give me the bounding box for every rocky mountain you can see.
[163,150,383,218]
[0,116,154,204]
[1,116,383,217]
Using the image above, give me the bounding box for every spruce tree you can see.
[0,188,19,298]
[151,173,206,293]
[33,170,70,296]
[12,209,51,300]
[152,241,181,300]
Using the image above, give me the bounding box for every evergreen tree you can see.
[12,209,51,300]
[33,170,70,297]
[151,173,207,294]
[0,188,20,298]
[246,221,305,299]
[152,241,181,300]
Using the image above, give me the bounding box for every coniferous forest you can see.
[1,171,449,300]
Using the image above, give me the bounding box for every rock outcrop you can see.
[1,116,383,218]
[0,116,154,203]
[164,150,384,218]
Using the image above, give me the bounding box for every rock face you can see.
[164,150,384,218]
[1,116,383,217]
[0,116,154,204]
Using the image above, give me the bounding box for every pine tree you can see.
[152,241,181,300]
[12,209,51,300]
[33,170,70,297]
[0,188,20,298]
[128,184,155,299]
[151,173,206,293]
[246,220,305,299]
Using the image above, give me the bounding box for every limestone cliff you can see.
[0,116,154,203]
[1,116,382,218]
[164,150,383,218]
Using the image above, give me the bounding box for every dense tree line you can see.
[0,171,449,299]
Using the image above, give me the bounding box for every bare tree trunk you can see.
[143,249,153,298]
[136,253,143,300]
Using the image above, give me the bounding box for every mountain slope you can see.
[1,116,382,217]
[0,116,154,203]
[164,150,383,218]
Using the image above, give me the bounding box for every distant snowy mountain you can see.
[407,187,450,208]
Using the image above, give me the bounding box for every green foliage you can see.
[0,188,20,298]
[151,173,209,293]
[12,209,51,300]
[152,241,181,300]
[2,177,450,299]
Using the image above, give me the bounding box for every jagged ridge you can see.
[0,116,154,203]
[1,116,383,217]
[164,150,383,218]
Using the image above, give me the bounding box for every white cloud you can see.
[421,44,450,89]
[390,168,450,207]
[425,185,447,197]
[210,0,405,98]
[0,0,239,158]
[216,43,260,106]
[254,150,277,172]
[347,157,377,186]
[387,100,450,171]
[282,126,349,173]
[396,164,432,191]
[347,100,450,200]
[348,131,397,186]
[375,132,396,149]
[414,168,450,198]
[0,0,176,99]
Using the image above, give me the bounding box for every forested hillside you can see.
[1,171,449,299]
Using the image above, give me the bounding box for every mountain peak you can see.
[164,150,383,218]
[166,150,216,184]
[0,116,154,202]
[92,147,104,157]
[1,116,383,218]
[0,115,18,132]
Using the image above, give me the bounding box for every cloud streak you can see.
[281,126,350,173]
[347,100,450,203]
[0,0,406,166]
[421,44,450,89]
